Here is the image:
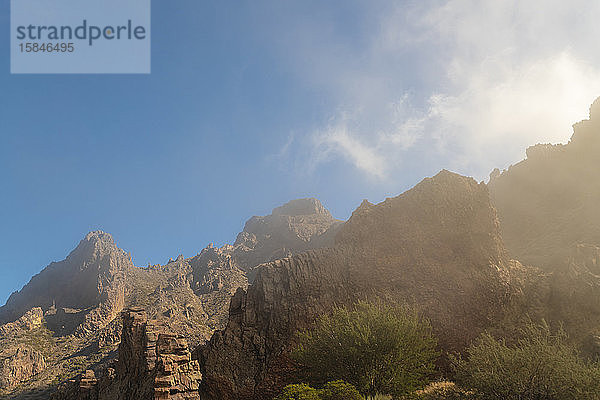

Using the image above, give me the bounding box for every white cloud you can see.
[428,52,600,173]
[285,0,600,180]
[313,123,386,178]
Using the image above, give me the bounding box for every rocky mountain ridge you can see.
[0,199,339,398]
[199,171,519,399]
[3,99,600,399]
[489,98,600,270]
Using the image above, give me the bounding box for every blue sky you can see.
[2,0,600,304]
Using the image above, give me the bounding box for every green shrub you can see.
[366,395,392,400]
[275,383,320,400]
[320,380,364,400]
[404,381,474,399]
[277,381,364,400]
[453,321,600,399]
[293,300,438,397]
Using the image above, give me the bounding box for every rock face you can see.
[0,198,341,399]
[109,308,202,400]
[233,198,343,274]
[489,98,600,270]
[124,198,341,342]
[545,244,600,344]
[198,249,353,400]
[199,171,516,400]
[52,308,202,400]
[0,307,43,336]
[0,347,46,390]
[0,231,132,335]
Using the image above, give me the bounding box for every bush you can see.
[404,381,474,399]
[366,395,392,400]
[453,321,600,400]
[320,380,364,400]
[274,383,320,400]
[276,381,363,400]
[293,300,438,397]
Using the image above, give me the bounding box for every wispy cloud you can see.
[275,0,600,180]
[312,123,386,179]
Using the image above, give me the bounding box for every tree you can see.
[274,383,320,400]
[320,380,364,400]
[453,321,600,400]
[293,300,438,397]
[276,381,364,400]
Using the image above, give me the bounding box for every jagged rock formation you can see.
[198,250,353,400]
[199,171,517,400]
[233,198,343,274]
[0,308,48,391]
[0,307,43,336]
[0,348,47,390]
[6,99,600,399]
[0,199,340,399]
[0,233,132,399]
[0,231,132,335]
[52,308,202,400]
[489,98,600,270]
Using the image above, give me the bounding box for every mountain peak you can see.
[83,230,114,244]
[272,198,330,217]
[0,231,132,326]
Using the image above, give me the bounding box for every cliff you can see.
[51,308,202,400]
[199,170,517,399]
[489,98,600,270]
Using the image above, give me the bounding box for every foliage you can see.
[366,395,393,400]
[274,383,320,400]
[453,321,600,400]
[320,380,364,400]
[403,381,474,399]
[276,381,364,400]
[293,300,438,397]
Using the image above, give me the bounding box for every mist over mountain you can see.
[489,98,600,270]
[2,100,600,399]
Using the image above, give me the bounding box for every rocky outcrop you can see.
[0,307,43,336]
[199,249,353,400]
[107,308,202,399]
[489,98,600,270]
[123,198,341,342]
[0,347,46,390]
[113,308,202,400]
[545,244,600,345]
[154,333,202,399]
[233,198,343,273]
[0,231,132,336]
[52,308,202,400]
[188,245,243,296]
[199,170,516,400]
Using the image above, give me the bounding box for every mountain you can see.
[0,199,340,399]
[197,100,600,400]
[489,98,600,270]
[199,171,520,399]
[0,231,131,336]
[233,198,343,277]
[488,98,600,349]
[3,99,600,399]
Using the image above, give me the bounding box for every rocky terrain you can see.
[0,199,339,399]
[2,100,600,399]
[197,99,600,399]
[199,171,520,399]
